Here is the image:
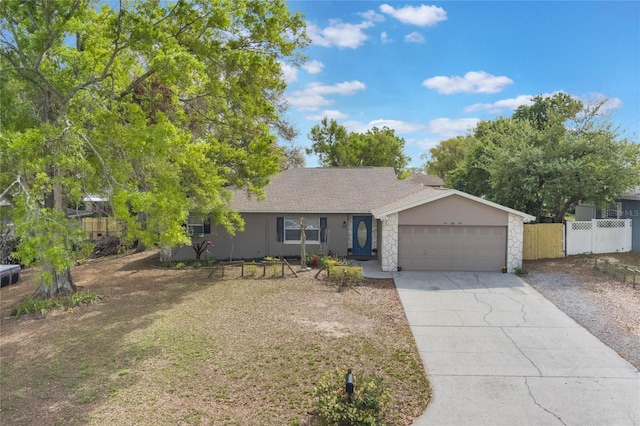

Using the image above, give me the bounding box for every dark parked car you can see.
[0,264,20,287]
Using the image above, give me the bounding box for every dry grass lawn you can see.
[0,251,430,425]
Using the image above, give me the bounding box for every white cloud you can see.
[423,71,513,94]
[427,118,479,137]
[380,4,447,26]
[302,60,324,75]
[407,137,442,150]
[404,32,425,43]
[359,10,385,22]
[305,110,349,121]
[380,31,391,44]
[343,119,425,134]
[287,81,366,111]
[586,93,623,114]
[307,20,374,49]
[465,95,534,113]
[280,62,297,83]
[600,97,623,113]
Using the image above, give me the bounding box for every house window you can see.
[187,215,210,237]
[277,217,326,243]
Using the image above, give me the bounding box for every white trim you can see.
[372,189,536,222]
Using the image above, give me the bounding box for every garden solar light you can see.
[345,369,354,395]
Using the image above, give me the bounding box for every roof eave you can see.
[372,189,537,222]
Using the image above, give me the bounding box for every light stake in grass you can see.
[345,369,354,397]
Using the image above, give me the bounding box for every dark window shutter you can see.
[276,217,284,242]
[320,217,327,242]
[204,219,211,234]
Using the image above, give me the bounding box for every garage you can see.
[398,225,507,271]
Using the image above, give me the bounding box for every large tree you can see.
[451,94,640,222]
[306,118,410,176]
[422,135,475,183]
[0,0,307,296]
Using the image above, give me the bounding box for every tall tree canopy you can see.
[306,117,410,176]
[0,0,307,296]
[449,93,640,222]
[422,135,475,183]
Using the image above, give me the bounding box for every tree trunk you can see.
[33,263,77,297]
[554,197,579,223]
[34,182,77,297]
[135,239,146,253]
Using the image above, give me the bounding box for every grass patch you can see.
[0,252,429,425]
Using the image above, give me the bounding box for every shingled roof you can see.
[229,167,430,214]
[619,186,640,201]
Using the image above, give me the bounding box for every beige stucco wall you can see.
[398,194,508,226]
[376,195,525,272]
[170,213,351,261]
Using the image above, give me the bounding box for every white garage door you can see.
[398,225,507,271]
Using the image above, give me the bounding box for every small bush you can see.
[514,266,528,276]
[174,262,187,270]
[205,257,218,267]
[12,297,61,317]
[65,291,103,308]
[327,265,363,285]
[312,367,392,426]
[244,263,258,277]
[11,291,103,317]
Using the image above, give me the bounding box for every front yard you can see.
[0,251,430,425]
[524,252,640,370]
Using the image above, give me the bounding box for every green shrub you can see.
[174,262,186,270]
[65,291,103,308]
[12,297,61,316]
[205,257,218,267]
[312,367,392,426]
[11,291,103,317]
[514,266,528,276]
[244,263,257,277]
[327,265,363,284]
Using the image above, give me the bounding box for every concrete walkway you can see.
[357,263,640,425]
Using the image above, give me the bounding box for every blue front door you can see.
[352,216,372,256]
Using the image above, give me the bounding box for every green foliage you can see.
[514,266,528,276]
[312,367,392,426]
[327,265,362,285]
[12,297,61,317]
[423,135,475,183]
[306,118,410,176]
[449,93,640,222]
[0,0,308,295]
[11,291,102,317]
[244,263,258,277]
[174,262,187,270]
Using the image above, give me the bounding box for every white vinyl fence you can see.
[566,219,632,255]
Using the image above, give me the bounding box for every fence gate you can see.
[566,219,632,255]
[523,223,564,260]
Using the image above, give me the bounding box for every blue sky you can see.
[281,1,640,168]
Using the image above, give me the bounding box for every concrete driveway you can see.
[394,271,640,426]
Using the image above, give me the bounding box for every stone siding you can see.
[380,213,398,272]
[507,213,524,272]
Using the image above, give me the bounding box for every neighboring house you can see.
[171,167,535,272]
[0,199,14,235]
[574,186,640,252]
[407,173,445,188]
